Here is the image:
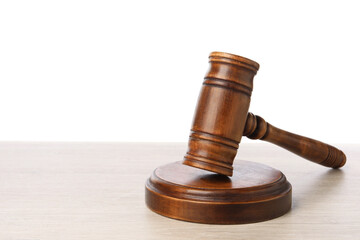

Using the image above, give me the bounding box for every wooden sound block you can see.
[145,161,292,224]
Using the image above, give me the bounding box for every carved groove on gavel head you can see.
[182,52,260,176]
[182,52,347,177]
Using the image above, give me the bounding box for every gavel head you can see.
[182,52,260,176]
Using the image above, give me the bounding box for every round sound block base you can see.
[145,161,292,224]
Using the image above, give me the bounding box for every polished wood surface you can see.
[183,52,346,177]
[183,52,260,176]
[0,142,358,239]
[244,113,346,168]
[146,161,291,224]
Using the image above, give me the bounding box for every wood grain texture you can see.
[146,161,291,224]
[183,52,259,176]
[0,142,358,239]
[244,113,346,168]
[181,52,346,177]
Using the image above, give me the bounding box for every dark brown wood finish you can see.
[243,113,346,168]
[145,51,346,225]
[145,52,293,224]
[145,161,291,224]
[183,52,260,176]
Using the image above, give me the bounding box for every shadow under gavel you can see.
[243,112,346,169]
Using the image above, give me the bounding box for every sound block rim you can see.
[145,161,292,224]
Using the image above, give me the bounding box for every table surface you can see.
[0,142,358,240]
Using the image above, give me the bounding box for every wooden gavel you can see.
[146,51,346,224]
[183,52,346,176]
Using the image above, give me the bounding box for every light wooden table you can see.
[0,142,358,239]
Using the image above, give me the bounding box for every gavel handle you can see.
[243,113,346,168]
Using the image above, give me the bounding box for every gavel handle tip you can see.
[333,150,347,168]
[321,145,347,169]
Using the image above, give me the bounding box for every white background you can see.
[0,0,359,143]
